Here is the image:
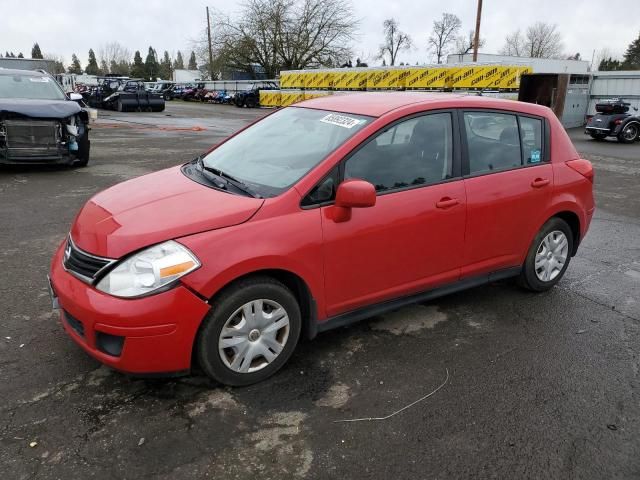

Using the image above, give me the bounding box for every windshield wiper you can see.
[196,157,261,198]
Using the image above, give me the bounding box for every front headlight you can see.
[96,241,200,298]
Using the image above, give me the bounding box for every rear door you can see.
[460,110,552,277]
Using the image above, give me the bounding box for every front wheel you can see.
[518,217,573,292]
[617,123,639,144]
[196,276,301,386]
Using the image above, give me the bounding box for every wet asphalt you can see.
[0,102,639,479]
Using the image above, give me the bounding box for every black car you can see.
[585,98,640,143]
[0,68,90,166]
[234,81,279,108]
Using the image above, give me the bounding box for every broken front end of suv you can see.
[0,102,90,166]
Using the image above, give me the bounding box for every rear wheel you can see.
[617,123,639,143]
[196,276,301,386]
[245,96,257,108]
[518,217,573,292]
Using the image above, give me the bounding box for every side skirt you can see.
[315,267,522,335]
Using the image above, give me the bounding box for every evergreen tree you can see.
[130,50,146,78]
[173,51,184,70]
[159,51,173,80]
[17,52,24,58]
[622,32,640,69]
[68,54,82,74]
[599,57,622,71]
[144,47,159,80]
[109,60,119,74]
[85,49,100,75]
[31,43,43,59]
[99,59,109,75]
[188,51,197,70]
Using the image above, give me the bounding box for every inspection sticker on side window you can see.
[320,113,362,129]
[530,149,541,163]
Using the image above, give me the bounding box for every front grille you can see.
[63,237,114,283]
[64,311,85,337]
[4,119,60,153]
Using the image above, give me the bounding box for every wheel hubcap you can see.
[534,230,569,282]
[623,125,638,141]
[218,299,290,374]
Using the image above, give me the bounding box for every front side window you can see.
[201,107,371,197]
[344,112,454,193]
[464,112,521,174]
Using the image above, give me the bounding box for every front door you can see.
[319,112,467,317]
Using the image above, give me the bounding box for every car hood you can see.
[70,166,265,259]
[0,98,81,119]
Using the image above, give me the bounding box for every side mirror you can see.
[69,92,83,101]
[331,179,376,222]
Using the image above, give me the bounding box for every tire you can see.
[518,217,573,292]
[196,276,301,386]
[589,132,607,141]
[617,123,639,144]
[72,134,90,167]
[245,96,257,108]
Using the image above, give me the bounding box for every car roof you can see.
[296,91,551,118]
[0,68,48,77]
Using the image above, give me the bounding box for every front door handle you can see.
[436,197,459,209]
[531,178,550,188]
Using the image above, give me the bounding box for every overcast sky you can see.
[2,0,639,69]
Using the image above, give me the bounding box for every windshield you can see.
[0,74,66,100]
[201,107,371,197]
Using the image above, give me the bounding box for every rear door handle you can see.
[436,197,459,209]
[531,178,550,188]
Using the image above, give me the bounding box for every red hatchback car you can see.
[49,93,595,385]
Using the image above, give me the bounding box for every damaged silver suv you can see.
[0,68,90,166]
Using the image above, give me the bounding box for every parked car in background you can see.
[0,68,90,166]
[585,98,640,143]
[49,93,594,386]
[234,81,279,108]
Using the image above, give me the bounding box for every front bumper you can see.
[49,242,210,375]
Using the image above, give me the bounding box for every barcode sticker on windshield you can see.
[320,113,362,129]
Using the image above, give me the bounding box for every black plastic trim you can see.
[317,267,521,333]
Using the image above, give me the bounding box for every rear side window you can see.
[519,116,543,164]
[464,112,521,174]
[345,112,454,193]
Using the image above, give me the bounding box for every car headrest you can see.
[411,117,445,145]
[499,126,520,146]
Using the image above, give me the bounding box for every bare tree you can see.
[428,13,462,64]
[98,42,132,74]
[454,30,485,55]
[198,0,357,79]
[377,18,412,66]
[500,22,564,58]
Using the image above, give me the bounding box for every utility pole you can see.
[206,6,214,80]
[472,0,483,62]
